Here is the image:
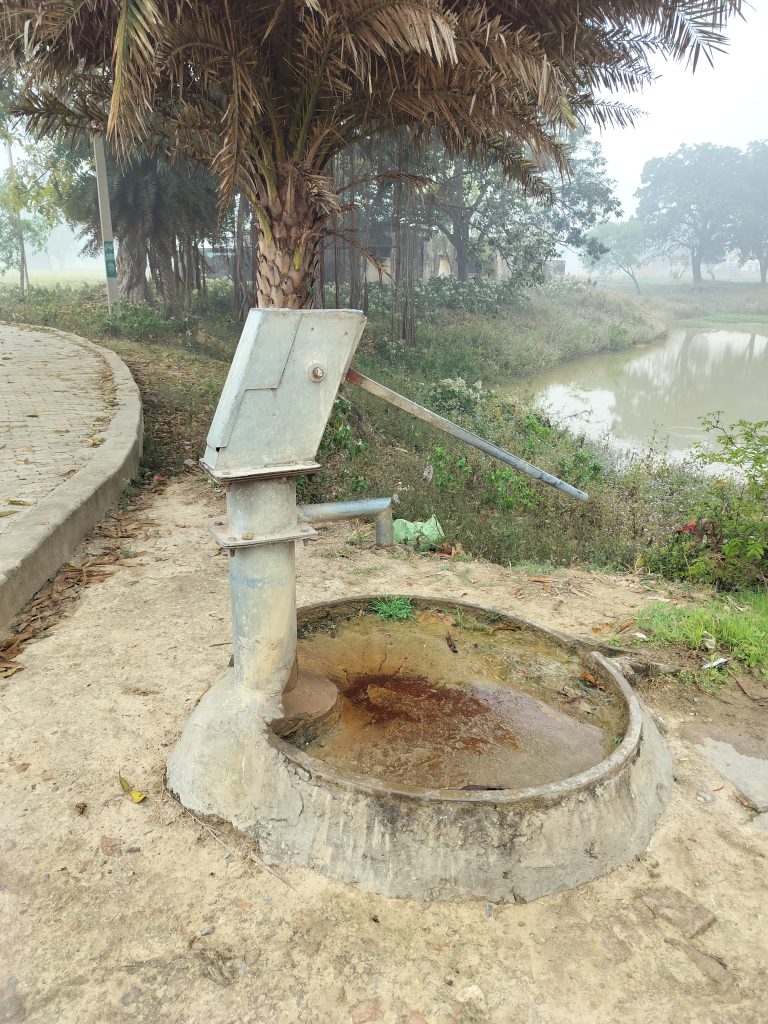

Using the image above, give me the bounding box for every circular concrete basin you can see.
[262,597,673,902]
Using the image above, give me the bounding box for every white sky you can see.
[595,2,768,214]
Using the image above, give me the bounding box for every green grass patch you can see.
[635,591,768,670]
[371,596,415,621]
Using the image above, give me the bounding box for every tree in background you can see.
[0,174,48,289]
[586,218,652,295]
[61,151,224,310]
[730,141,768,285]
[636,143,740,284]
[422,135,620,283]
[1,1,743,310]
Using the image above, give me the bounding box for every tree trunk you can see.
[253,174,321,309]
[691,251,702,285]
[627,269,641,296]
[760,256,767,286]
[150,238,181,315]
[117,230,151,304]
[5,142,29,296]
[451,156,470,282]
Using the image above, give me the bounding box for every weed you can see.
[635,592,768,670]
[348,565,384,576]
[371,596,415,621]
[675,667,728,694]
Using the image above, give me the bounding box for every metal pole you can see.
[297,497,394,546]
[227,478,298,708]
[346,369,589,502]
[92,134,120,313]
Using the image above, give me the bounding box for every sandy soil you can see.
[1,477,767,1024]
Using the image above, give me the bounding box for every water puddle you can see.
[281,602,627,791]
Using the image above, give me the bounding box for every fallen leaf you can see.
[100,835,122,857]
[0,510,18,518]
[119,771,147,803]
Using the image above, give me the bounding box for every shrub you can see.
[644,416,768,590]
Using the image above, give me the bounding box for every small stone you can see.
[1,839,16,853]
[121,986,142,1006]
[639,887,716,938]
[350,999,381,1023]
[74,802,87,816]
[484,903,493,918]
[406,1015,428,1024]
[200,926,215,936]
[456,984,486,1005]
[99,836,122,857]
[671,941,732,990]
[696,792,714,803]
[125,847,141,854]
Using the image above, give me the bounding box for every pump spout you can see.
[345,369,589,502]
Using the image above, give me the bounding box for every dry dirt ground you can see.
[1,477,767,1024]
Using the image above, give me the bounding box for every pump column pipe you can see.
[225,477,299,710]
[346,369,589,502]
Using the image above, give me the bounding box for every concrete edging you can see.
[0,325,143,638]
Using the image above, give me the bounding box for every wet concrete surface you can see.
[287,602,627,791]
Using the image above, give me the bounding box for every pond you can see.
[516,324,768,458]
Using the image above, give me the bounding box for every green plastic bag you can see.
[392,515,445,552]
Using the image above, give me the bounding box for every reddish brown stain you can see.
[344,674,519,753]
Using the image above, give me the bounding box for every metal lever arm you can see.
[345,369,588,502]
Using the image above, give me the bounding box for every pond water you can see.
[517,324,768,458]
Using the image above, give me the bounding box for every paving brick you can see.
[0,327,110,537]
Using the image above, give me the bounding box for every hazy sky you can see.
[596,3,768,214]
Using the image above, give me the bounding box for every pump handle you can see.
[345,369,588,502]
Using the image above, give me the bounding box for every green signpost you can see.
[103,240,117,279]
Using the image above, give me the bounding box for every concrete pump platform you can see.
[167,597,673,903]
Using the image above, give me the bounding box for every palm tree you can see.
[0,1,742,308]
[62,149,223,309]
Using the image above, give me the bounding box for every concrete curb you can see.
[0,326,143,638]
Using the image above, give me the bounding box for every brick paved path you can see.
[0,325,111,537]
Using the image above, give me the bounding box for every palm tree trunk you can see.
[254,175,320,309]
[117,229,151,304]
[150,237,181,314]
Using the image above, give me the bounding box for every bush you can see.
[644,416,768,590]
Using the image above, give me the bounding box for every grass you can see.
[635,591,768,671]
[599,279,768,326]
[358,280,667,385]
[371,596,415,621]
